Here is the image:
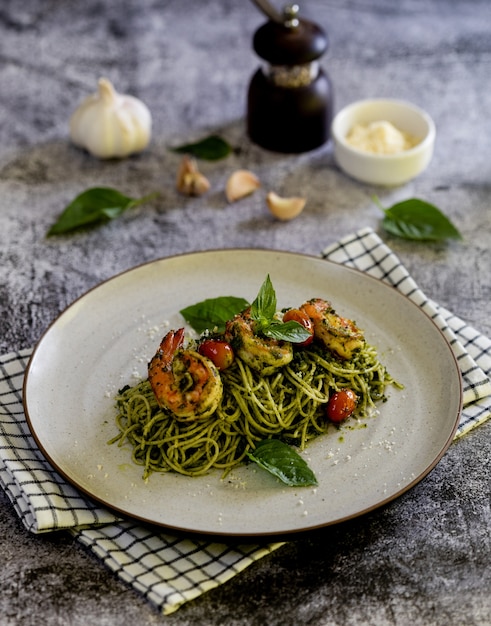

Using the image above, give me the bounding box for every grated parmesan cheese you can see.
[346,120,418,154]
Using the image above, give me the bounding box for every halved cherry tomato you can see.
[198,339,235,371]
[326,389,358,423]
[282,308,314,346]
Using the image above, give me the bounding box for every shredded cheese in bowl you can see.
[346,120,419,154]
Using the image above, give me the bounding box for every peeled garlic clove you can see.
[176,155,211,196]
[69,77,152,159]
[225,169,261,202]
[266,191,306,221]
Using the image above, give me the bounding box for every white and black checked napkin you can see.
[1,228,490,614]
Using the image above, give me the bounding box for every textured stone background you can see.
[1,1,490,624]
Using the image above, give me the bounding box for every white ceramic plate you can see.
[23,250,462,537]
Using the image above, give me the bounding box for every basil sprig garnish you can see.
[250,275,311,343]
[374,196,462,241]
[47,187,158,236]
[180,275,311,344]
[247,439,318,487]
[180,296,250,334]
[169,134,232,161]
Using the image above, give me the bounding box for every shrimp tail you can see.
[155,328,186,370]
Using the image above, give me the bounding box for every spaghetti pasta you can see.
[109,342,400,480]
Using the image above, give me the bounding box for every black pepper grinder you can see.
[247,1,332,153]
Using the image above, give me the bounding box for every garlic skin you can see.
[266,191,306,221]
[176,155,210,196]
[69,77,152,159]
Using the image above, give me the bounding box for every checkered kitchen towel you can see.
[0,228,490,614]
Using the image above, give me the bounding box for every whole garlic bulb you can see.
[69,77,152,159]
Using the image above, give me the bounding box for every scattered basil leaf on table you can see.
[247,439,318,487]
[250,275,312,344]
[169,135,232,161]
[374,196,462,241]
[47,187,158,236]
[180,296,250,334]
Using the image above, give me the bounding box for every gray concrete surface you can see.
[1,0,490,624]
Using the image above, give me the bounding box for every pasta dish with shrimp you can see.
[109,276,401,483]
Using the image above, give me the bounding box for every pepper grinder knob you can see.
[283,4,300,28]
[247,2,333,153]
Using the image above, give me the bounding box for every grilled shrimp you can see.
[300,298,364,360]
[148,328,223,421]
[224,308,293,376]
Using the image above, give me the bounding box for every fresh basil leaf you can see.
[180,296,249,334]
[249,276,310,344]
[374,196,462,241]
[247,439,318,487]
[263,320,312,343]
[47,187,157,236]
[250,274,277,326]
[170,135,232,161]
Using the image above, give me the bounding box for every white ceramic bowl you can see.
[331,99,436,186]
